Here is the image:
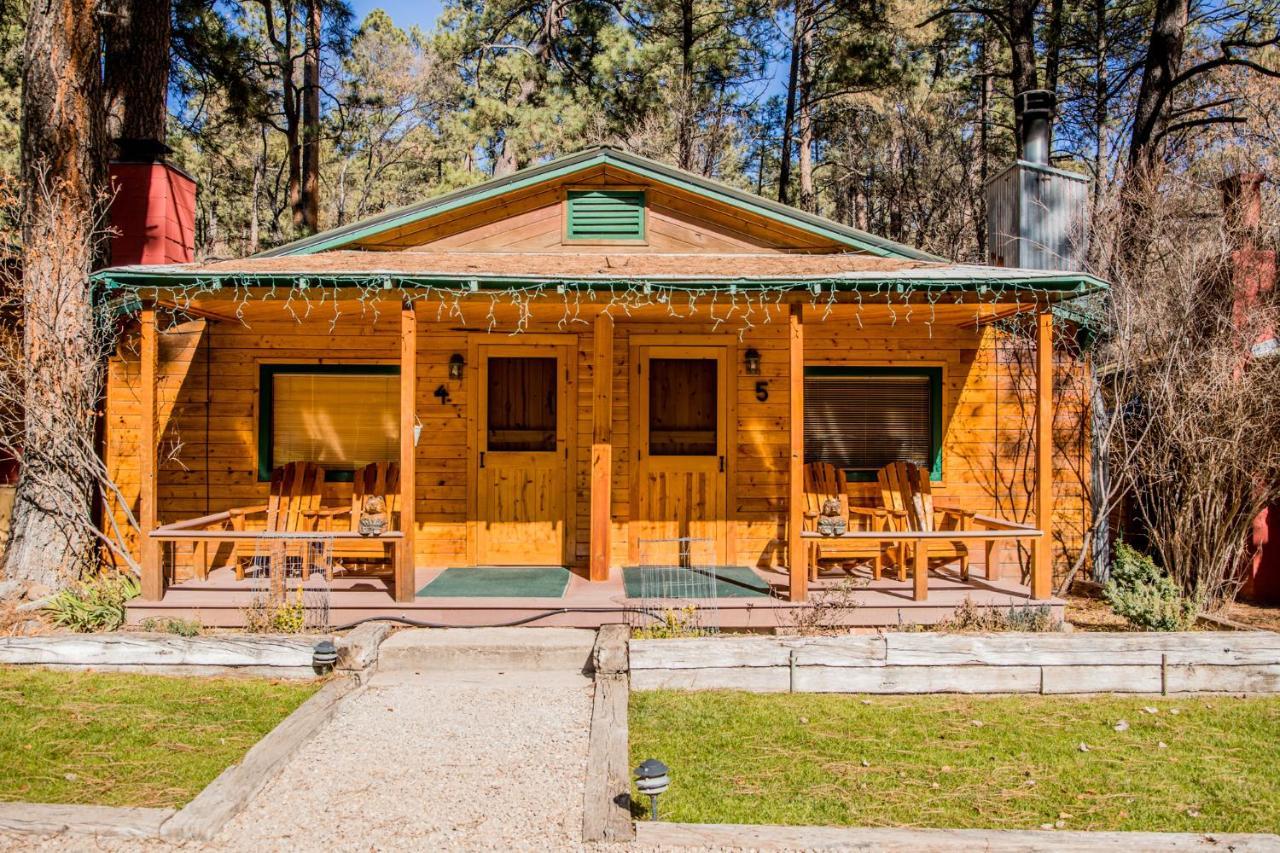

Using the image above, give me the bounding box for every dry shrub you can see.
[777,576,867,635]
[1092,173,1280,610]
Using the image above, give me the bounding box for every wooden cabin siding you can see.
[351,165,849,254]
[104,299,1088,584]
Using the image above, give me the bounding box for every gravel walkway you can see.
[0,668,596,852]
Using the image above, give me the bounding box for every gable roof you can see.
[255,146,945,262]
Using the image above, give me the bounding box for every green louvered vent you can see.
[566,190,646,241]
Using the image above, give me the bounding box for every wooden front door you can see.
[630,345,730,566]
[473,344,570,566]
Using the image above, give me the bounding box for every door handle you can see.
[719,455,725,473]
[479,451,486,469]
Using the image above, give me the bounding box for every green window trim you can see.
[565,189,646,242]
[257,363,400,483]
[803,365,943,482]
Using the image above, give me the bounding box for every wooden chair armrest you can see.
[803,511,819,520]
[225,505,269,531]
[846,506,887,517]
[937,507,976,531]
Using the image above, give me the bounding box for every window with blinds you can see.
[803,368,941,477]
[261,366,400,481]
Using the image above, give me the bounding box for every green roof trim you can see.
[92,268,1109,295]
[253,147,945,262]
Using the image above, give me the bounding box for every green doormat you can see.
[622,566,771,599]
[417,567,572,598]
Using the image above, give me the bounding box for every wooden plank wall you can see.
[352,164,846,254]
[103,299,1088,584]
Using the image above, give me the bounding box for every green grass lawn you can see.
[630,691,1280,833]
[0,666,319,808]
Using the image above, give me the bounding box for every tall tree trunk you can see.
[1091,0,1108,208]
[103,0,172,149]
[796,5,815,213]
[260,0,302,231]
[1044,0,1065,152]
[976,30,992,259]
[676,0,696,171]
[249,144,263,254]
[1007,0,1040,156]
[300,0,321,233]
[494,0,565,176]
[4,0,107,594]
[777,4,802,204]
[1118,0,1188,264]
[1127,0,1186,171]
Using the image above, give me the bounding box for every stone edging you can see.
[637,821,1280,851]
[629,631,1280,694]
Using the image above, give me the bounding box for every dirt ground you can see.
[1065,583,1280,632]
[1063,590,1133,631]
[1216,598,1280,631]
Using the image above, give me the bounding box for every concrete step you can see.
[377,627,598,673]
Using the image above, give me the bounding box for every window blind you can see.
[272,373,399,471]
[804,373,932,472]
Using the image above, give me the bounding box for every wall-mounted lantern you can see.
[743,347,761,375]
[448,353,466,380]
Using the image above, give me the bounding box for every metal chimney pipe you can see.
[1015,90,1056,166]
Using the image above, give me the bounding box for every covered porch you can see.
[126,561,1063,629]
[107,273,1079,625]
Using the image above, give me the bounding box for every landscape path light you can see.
[312,639,338,674]
[633,757,670,821]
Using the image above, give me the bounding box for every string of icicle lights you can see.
[101,274,1090,339]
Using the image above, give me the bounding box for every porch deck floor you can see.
[127,563,1063,629]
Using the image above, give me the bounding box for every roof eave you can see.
[92,267,1108,296]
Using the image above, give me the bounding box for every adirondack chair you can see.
[227,461,325,580]
[875,461,973,581]
[802,462,897,581]
[309,461,400,579]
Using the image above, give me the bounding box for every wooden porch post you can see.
[396,302,418,603]
[1032,309,1054,599]
[139,305,162,600]
[787,304,807,602]
[589,312,614,581]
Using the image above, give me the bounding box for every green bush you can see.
[1103,543,1197,631]
[44,573,140,632]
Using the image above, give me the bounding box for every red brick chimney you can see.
[108,139,196,267]
[1224,172,1280,602]
[1221,172,1276,357]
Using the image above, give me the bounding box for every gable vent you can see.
[566,190,646,241]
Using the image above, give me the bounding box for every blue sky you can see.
[348,1,789,100]
[350,1,445,31]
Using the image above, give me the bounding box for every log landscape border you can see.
[628,631,1280,694]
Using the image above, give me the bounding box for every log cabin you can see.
[95,146,1104,628]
